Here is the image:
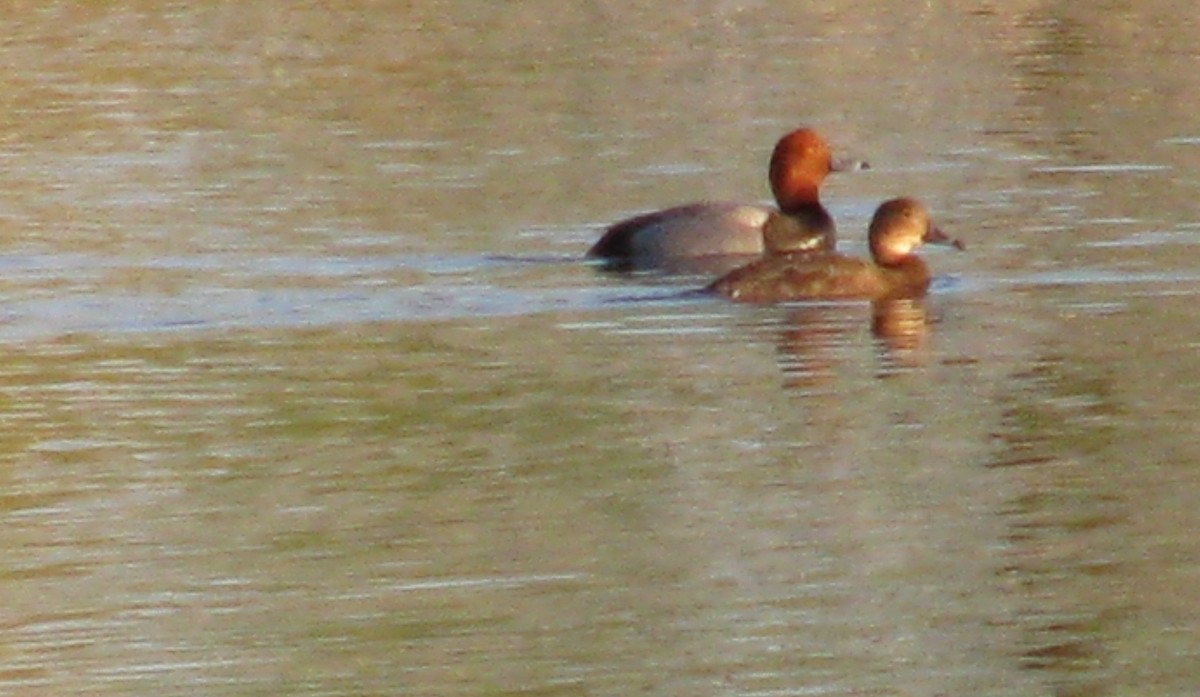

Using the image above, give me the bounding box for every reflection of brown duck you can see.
[587,128,863,271]
[773,299,932,387]
[871,298,930,375]
[773,305,859,388]
[707,198,964,303]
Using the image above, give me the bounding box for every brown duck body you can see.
[709,254,932,303]
[707,198,963,304]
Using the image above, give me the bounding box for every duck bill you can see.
[924,224,965,250]
[830,156,870,172]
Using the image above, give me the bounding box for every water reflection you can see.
[1,1,1200,696]
[986,354,1130,696]
[773,297,932,389]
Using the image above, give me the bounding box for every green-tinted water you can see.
[2,2,1200,696]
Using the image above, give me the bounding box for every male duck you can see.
[587,128,863,271]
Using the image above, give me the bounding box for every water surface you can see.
[2,2,1200,696]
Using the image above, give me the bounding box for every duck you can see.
[706,197,963,303]
[586,128,864,272]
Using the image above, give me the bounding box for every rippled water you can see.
[3,2,1200,696]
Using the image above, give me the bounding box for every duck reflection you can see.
[773,295,933,388]
[872,297,930,375]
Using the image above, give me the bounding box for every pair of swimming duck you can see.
[586,128,964,303]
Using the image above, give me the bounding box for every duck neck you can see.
[774,184,822,214]
[763,206,834,254]
[876,256,932,294]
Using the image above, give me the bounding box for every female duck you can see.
[587,128,862,271]
[707,198,963,303]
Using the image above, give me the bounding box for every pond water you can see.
[2,2,1200,696]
